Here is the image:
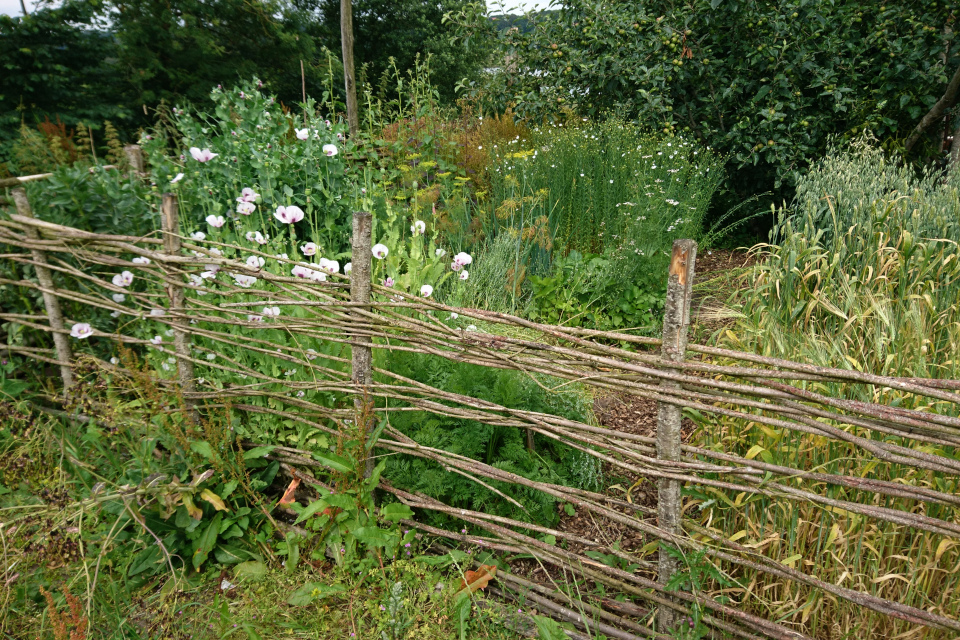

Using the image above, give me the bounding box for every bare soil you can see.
[508,249,752,598]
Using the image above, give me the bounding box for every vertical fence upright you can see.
[656,239,697,632]
[350,211,375,476]
[161,193,198,421]
[124,145,145,176]
[11,188,74,394]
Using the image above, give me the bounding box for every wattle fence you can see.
[2,173,960,639]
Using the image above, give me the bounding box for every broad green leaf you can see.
[234,560,268,580]
[128,545,161,577]
[353,526,393,548]
[214,544,249,564]
[286,531,299,574]
[243,446,276,460]
[414,549,470,567]
[312,451,354,474]
[293,499,330,524]
[190,441,214,460]
[325,493,357,511]
[380,503,414,523]
[533,615,567,640]
[0,379,29,397]
[287,582,346,606]
[192,513,222,570]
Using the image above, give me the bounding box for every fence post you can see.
[350,211,374,476]
[12,188,75,395]
[656,238,697,633]
[161,193,198,421]
[340,0,360,136]
[124,145,145,175]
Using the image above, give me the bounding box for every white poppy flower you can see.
[275,205,305,224]
[112,271,134,287]
[70,323,93,339]
[189,147,218,162]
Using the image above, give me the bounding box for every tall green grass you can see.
[453,119,723,317]
[729,137,960,381]
[690,138,960,637]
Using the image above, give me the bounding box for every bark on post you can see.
[161,193,198,421]
[340,0,360,136]
[656,239,697,633]
[350,212,374,476]
[12,188,74,394]
[124,145,145,175]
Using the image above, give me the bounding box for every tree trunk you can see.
[904,63,960,155]
[950,119,960,172]
[340,0,360,137]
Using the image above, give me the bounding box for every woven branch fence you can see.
[1,184,959,640]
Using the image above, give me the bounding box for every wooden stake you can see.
[340,0,360,136]
[656,238,697,633]
[350,211,374,476]
[124,145,144,175]
[161,193,198,421]
[12,188,74,394]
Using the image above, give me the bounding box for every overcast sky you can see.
[0,0,555,17]
[0,0,30,15]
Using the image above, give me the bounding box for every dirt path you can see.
[514,249,752,586]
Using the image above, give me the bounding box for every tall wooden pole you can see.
[161,193,198,422]
[340,0,360,136]
[124,145,145,175]
[12,188,74,394]
[350,212,374,475]
[656,239,697,633]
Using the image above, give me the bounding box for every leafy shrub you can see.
[381,350,601,526]
[449,1,956,196]
[1,164,156,364]
[22,164,155,236]
[528,250,663,333]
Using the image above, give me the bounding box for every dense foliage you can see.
[110,0,329,109]
[312,0,490,103]
[384,351,601,527]
[0,0,485,175]
[450,0,958,196]
[0,2,130,160]
[453,119,724,332]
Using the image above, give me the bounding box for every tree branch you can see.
[904,62,960,154]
